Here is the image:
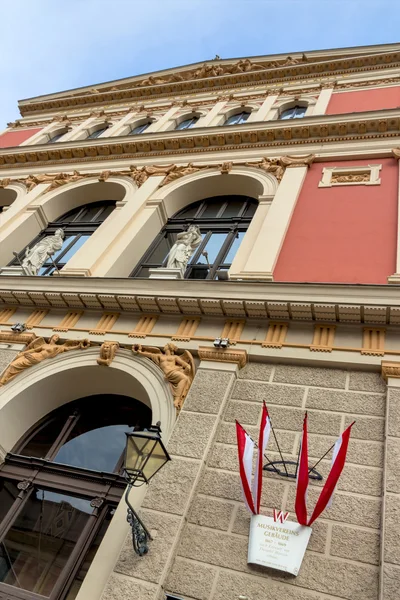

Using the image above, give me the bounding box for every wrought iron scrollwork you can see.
[125,483,152,556]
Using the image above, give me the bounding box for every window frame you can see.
[9,201,116,276]
[175,115,199,130]
[130,196,257,280]
[223,111,251,126]
[278,105,307,120]
[0,395,150,600]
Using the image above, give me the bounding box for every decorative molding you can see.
[53,311,83,332]
[128,315,158,338]
[0,330,37,345]
[262,322,288,348]
[310,324,336,352]
[382,360,400,381]
[0,308,16,324]
[97,341,119,366]
[26,309,48,328]
[172,317,200,341]
[0,335,90,386]
[17,49,400,116]
[89,312,119,334]
[362,327,386,356]
[198,345,248,368]
[319,164,381,187]
[221,319,246,345]
[1,113,399,168]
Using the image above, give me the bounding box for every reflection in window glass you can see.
[224,232,245,263]
[150,235,176,265]
[0,489,92,596]
[129,122,150,135]
[61,235,91,263]
[53,423,134,472]
[87,127,108,139]
[176,117,198,130]
[279,106,307,120]
[224,112,250,126]
[194,233,228,264]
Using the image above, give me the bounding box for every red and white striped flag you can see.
[307,422,354,526]
[236,421,256,514]
[252,402,271,514]
[295,413,309,526]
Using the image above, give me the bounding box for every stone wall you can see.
[104,361,386,600]
[0,348,17,376]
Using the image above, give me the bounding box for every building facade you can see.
[0,43,399,600]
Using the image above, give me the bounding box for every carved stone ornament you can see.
[0,331,37,346]
[0,335,90,387]
[331,172,370,184]
[132,343,195,411]
[279,154,315,168]
[166,225,202,274]
[381,361,400,381]
[198,346,248,369]
[392,148,400,161]
[22,228,65,276]
[97,341,119,366]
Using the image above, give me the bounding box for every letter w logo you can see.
[273,509,289,524]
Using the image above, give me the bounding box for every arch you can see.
[272,95,317,119]
[0,346,175,599]
[107,166,278,278]
[214,102,259,126]
[0,187,18,213]
[0,177,134,267]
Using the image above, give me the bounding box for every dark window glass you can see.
[87,126,108,139]
[176,117,199,130]
[129,122,151,135]
[65,509,113,600]
[224,111,251,126]
[279,105,307,120]
[131,195,257,280]
[0,395,151,599]
[10,201,116,276]
[47,131,66,144]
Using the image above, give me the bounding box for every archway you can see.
[0,347,175,600]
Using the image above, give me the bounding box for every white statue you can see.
[166,225,202,274]
[22,228,65,275]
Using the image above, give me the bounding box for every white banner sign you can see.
[248,514,312,576]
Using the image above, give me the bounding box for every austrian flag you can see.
[236,402,271,515]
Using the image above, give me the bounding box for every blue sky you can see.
[1,0,399,125]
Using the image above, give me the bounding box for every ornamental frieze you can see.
[18,49,400,116]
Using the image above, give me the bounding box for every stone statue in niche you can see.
[0,335,90,386]
[132,343,195,411]
[21,228,65,275]
[166,225,202,275]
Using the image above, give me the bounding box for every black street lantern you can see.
[123,422,171,556]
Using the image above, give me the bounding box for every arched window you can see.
[0,395,151,599]
[87,125,109,139]
[224,111,251,126]
[47,131,66,144]
[131,195,257,279]
[10,201,116,275]
[0,189,17,214]
[279,105,307,120]
[175,116,199,130]
[129,121,151,135]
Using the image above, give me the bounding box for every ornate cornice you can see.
[381,360,400,380]
[0,156,312,191]
[0,111,398,169]
[198,345,248,368]
[17,50,400,116]
[0,331,37,345]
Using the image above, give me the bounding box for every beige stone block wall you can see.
[0,348,18,376]
[160,362,384,600]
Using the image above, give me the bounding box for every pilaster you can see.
[313,87,334,115]
[247,94,279,122]
[231,155,314,280]
[195,101,227,127]
[149,106,182,132]
[60,175,165,277]
[387,149,400,284]
[380,361,400,599]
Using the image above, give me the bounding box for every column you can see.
[313,87,334,116]
[388,149,400,283]
[234,155,314,280]
[59,175,165,277]
[195,101,227,128]
[106,111,136,136]
[100,348,246,600]
[247,94,279,122]
[0,184,51,266]
[380,362,400,599]
[148,106,182,132]
[61,116,99,142]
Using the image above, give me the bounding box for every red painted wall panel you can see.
[274,159,398,285]
[0,129,42,148]
[326,87,400,115]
